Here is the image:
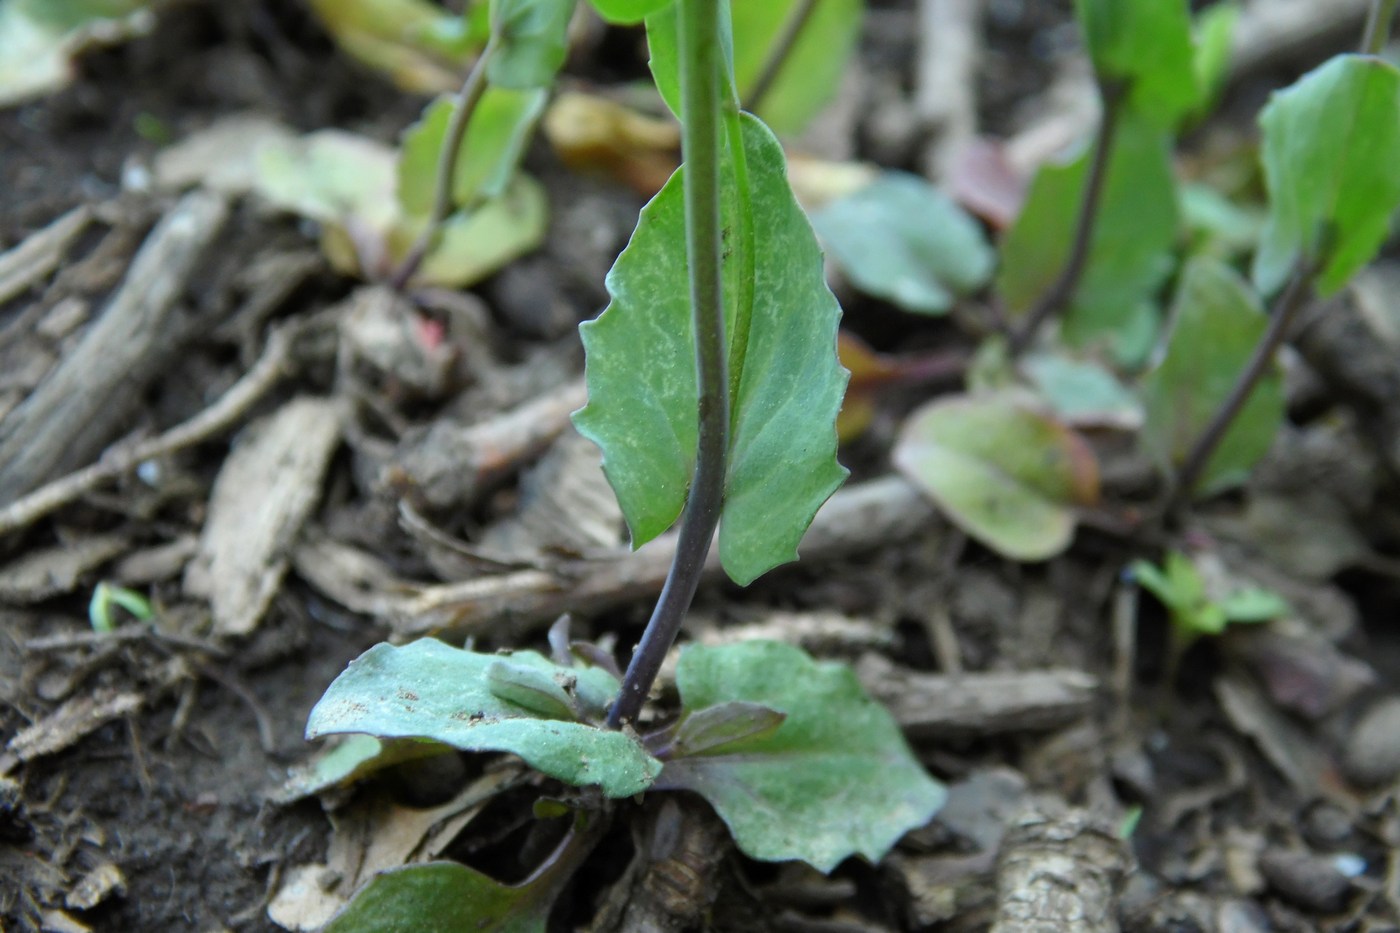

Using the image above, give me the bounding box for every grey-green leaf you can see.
[811,172,995,315]
[489,0,577,90]
[1141,256,1282,497]
[573,114,847,586]
[307,640,660,797]
[655,641,945,872]
[325,862,549,933]
[1252,54,1400,297]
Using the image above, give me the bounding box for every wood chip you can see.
[0,191,230,505]
[185,396,341,636]
[856,655,1098,739]
[6,688,144,763]
[66,862,126,910]
[991,799,1130,933]
[0,205,93,307]
[0,533,128,603]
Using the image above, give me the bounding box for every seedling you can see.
[305,0,944,927]
[88,582,153,633]
[1128,549,1288,686]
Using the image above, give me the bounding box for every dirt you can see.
[4,1,1400,932]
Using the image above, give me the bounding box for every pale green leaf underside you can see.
[326,862,547,933]
[306,639,660,797]
[1142,256,1282,497]
[574,115,847,586]
[812,171,995,315]
[892,392,1099,561]
[1253,54,1400,297]
[656,641,945,872]
[489,0,577,90]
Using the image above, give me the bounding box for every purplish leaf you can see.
[1252,54,1400,297]
[306,639,660,797]
[892,392,1100,561]
[655,641,945,872]
[1074,0,1201,126]
[811,172,995,315]
[1141,256,1282,497]
[996,111,1178,364]
[325,862,549,933]
[573,114,848,586]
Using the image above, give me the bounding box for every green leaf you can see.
[646,0,860,135]
[667,701,787,757]
[489,0,577,89]
[573,114,848,586]
[1141,257,1282,497]
[1218,587,1289,623]
[273,735,455,803]
[1021,352,1142,429]
[892,392,1100,561]
[1074,0,1201,126]
[1192,2,1239,119]
[810,172,995,315]
[1252,54,1400,297]
[656,641,945,872]
[996,112,1178,363]
[397,88,547,216]
[589,0,671,25]
[412,174,549,286]
[307,640,661,797]
[325,862,549,933]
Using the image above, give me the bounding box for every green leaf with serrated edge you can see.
[307,640,660,797]
[1253,55,1400,297]
[811,172,995,315]
[892,392,1099,561]
[396,87,546,217]
[655,642,944,871]
[646,0,859,135]
[589,0,670,25]
[1141,257,1282,497]
[325,862,549,933]
[1074,0,1200,127]
[667,701,786,758]
[573,115,847,586]
[996,112,1177,361]
[489,0,577,90]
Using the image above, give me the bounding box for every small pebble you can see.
[1258,849,1353,914]
[1342,696,1400,787]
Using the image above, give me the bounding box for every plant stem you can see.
[1171,267,1312,505]
[1010,80,1125,354]
[743,0,817,115]
[1362,0,1399,54]
[389,42,495,291]
[608,0,729,729]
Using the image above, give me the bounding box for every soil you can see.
[4,2,1400,932]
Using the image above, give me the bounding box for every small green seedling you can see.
[306,0,944,927]
[1129,549,1288,692]
[88,582,154,633]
